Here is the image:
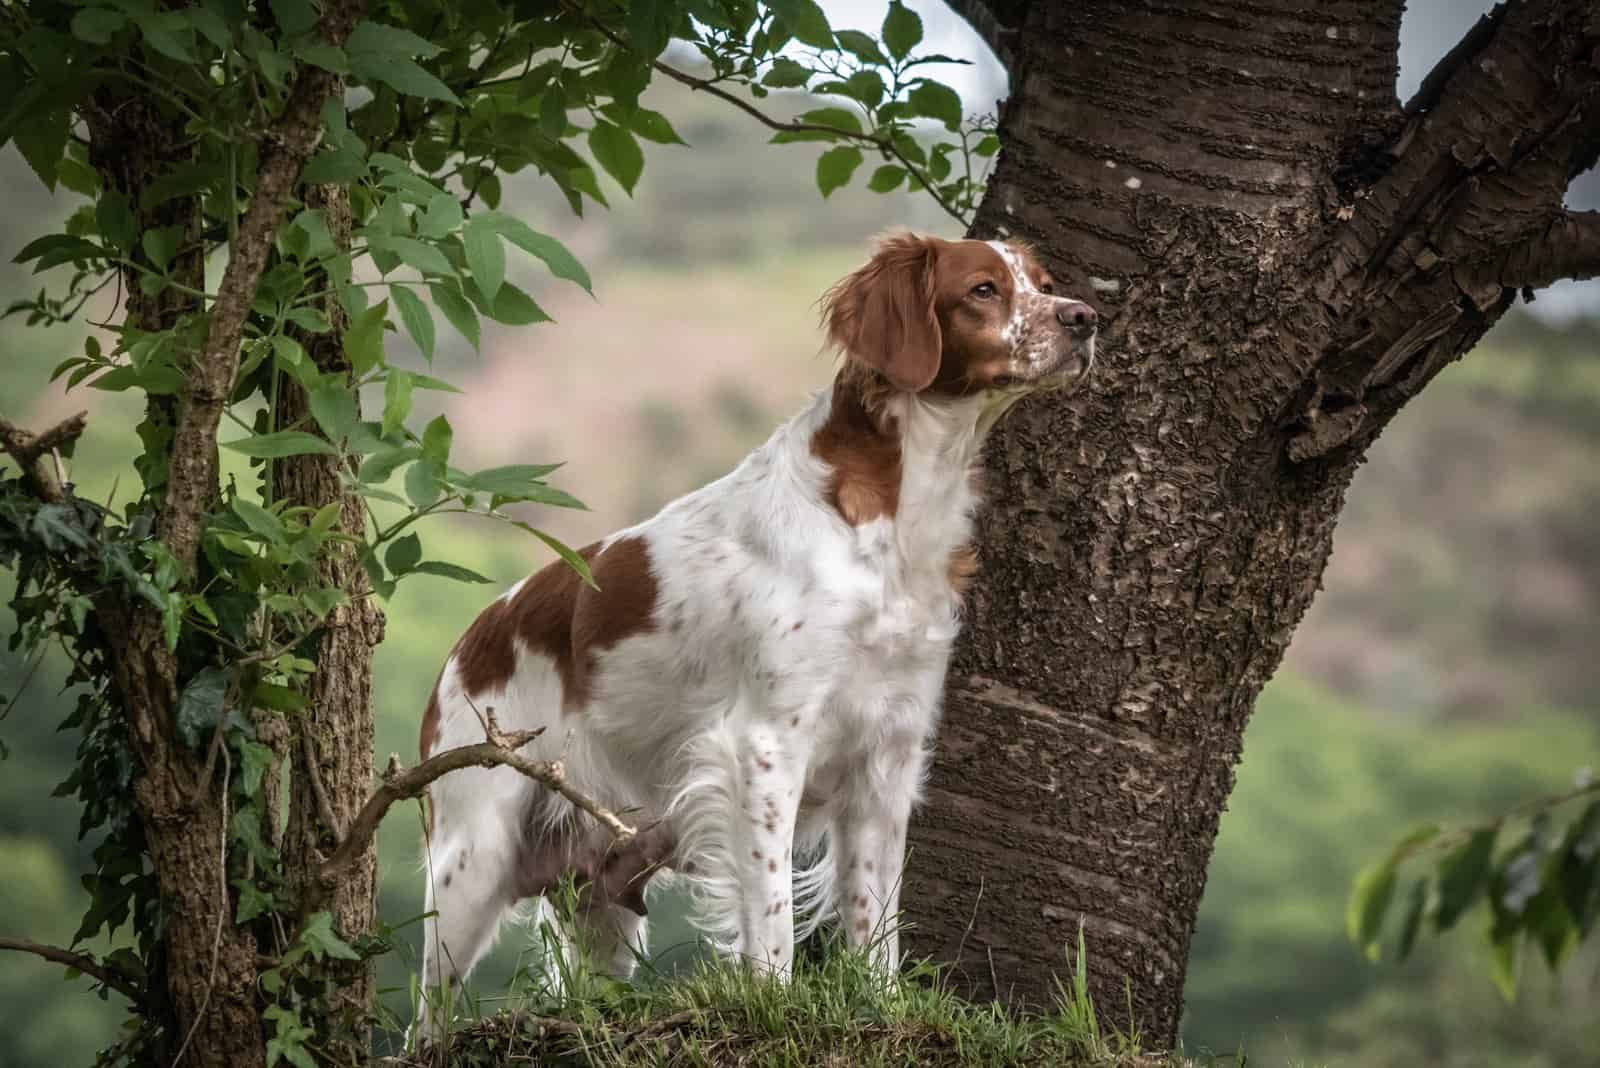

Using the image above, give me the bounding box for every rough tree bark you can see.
[904,0,1600,1046]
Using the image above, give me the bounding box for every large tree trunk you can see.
[905,0,1600,1046]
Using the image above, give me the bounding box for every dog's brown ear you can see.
[822,234,942,392]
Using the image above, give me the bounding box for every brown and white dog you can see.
[415,233,1095,1026]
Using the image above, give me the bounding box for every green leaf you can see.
[235,879,277,924]
[232,498,287,545]
[270,0,318,36]
[835,29,887,66]
[308,383,358,441]
[480,282,549,326]
[1436,828,1497,932]
[520,525,597,589]
[239,741,277,799]
[417,193,464,240]
[405,456,442,507]
[460,463,565,496]
[763,57,812,89]
[382,370,413,438]
[867,164,907,192]
[413,561,493,584]
[358,446,419,484]
[366,235,451,276]
[302,587,347,620]
[767,0,834,48]
[13,109,71,192]
[816,146,865,198]
[299,911,362,962]
[391,285,436,361]
[141,226,182,272]
[463,216,506,306]
[771,107,862,144]
[627,0,673,58]
[909,79,964,131]
[1395,878,1428,961]
[96,190,138,252]
[176,667,229,749]
[1347,857,1398,961]
[270,334,306,370]
[351,53,460,105]
[293,40,349,75]
[385,532,422,575]
[222,431,339,459]
[421,415,452,464]
[588,121,645,195]
[286,307,332,334]
[135,16,198,62]
[344,300,388,375]
[345,20,443,60]
[1490,929,1521,1001]
[626,107,688,146]
[71,9,127,45]
[430,282,480,350]
[474,213,592,293]
[882,0,923,60]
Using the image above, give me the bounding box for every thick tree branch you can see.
[1505,209,1600,287]
[0,938,143,1002]
[158,0,365,577]
[0,411,86,503]
[941,0,1027,70]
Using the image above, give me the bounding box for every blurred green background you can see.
[2,2,1597,1065]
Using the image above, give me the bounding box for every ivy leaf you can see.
[588,121,645,195]
[344,300,388,375]
[222,431,339,458]
[767,0,833,48]
[385,532,422,575]
[413,561,493,584]
[238,741,278,798]
[816,146,864,198]
[429,282,480,350]
[299,911,362,962]
[463,216,506,307]
[176,667,229,749]
[390,285,436,362]
[882,0,923,60]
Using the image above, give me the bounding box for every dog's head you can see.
[821,233,1097,397]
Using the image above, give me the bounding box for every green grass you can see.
[392,924,1195,1068]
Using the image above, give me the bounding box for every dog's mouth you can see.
[1034,333,1097,392]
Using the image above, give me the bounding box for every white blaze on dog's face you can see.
[821,234,1098,399]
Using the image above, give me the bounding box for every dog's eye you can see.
[971,282,997,299]
[1039,280,1055,294]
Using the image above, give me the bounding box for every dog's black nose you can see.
[1056,301,1097,332]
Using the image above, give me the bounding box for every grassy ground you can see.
[393,929,1190,1068]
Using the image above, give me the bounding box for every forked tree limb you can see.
[157,0,366,577]
[315,709,640,896]
[0,410,87,503]
[1505,210,1600,288]
[0,938,143,1002]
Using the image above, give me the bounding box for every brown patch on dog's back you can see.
[810,372,901,525]
[444,537,659,716]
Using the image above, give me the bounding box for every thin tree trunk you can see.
[906,0,1599,1046]
[84,93,267,1068]
[273,183,385,1048]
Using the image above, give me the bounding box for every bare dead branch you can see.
[316,708,637,894]
[158,0,366,577]
[0,938,142,1002]
[0,410,87,503]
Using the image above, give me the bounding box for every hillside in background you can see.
[1,55,1596,1068]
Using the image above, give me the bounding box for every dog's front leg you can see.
[736,718,809,977]
[835,735,927,975]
